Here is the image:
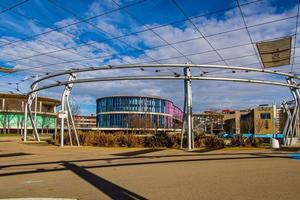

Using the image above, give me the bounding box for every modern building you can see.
[0,93,60,134]
[96,95,183,130]
[74,115,96,129]
[194,104,289,135]
[223,105,286,134]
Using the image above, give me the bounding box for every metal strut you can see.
[284,78,300,145]
[282,101,292,145]
[181,67,194,151]
[60,73,80,147]
[24,83,40,142]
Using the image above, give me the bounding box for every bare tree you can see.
[255,119,265,134]
[224,119,235,134]
[70,97,81,116]
[241,117,254,133]
[0,106,15,134]
[125,114,155,134]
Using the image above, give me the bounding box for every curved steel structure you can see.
[24,64,300,150]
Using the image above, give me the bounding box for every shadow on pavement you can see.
[113,148,165,157]
[0,152,32,158]
[278,146,300,152]
[63,162,147,200]
[191,148,223,153]
[0,151,292,170]
[0,152,293,177]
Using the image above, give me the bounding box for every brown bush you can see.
[203,136,225,148]
[230,135,247,147]
[55,131,262,149]
[246,137,263,147]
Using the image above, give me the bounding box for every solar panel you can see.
[256,36,292,68]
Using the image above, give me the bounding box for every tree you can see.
[125,114,156,134]
[255,119,265,134]
[241,117,254,133]
[70,96,81,116]
[0,106,15,134]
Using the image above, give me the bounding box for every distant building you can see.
[74,115,96,129]
[194,104,289,135]
[223,105,286,134]
[193,111,224,134]
[0,93,60,134]
[96,95,183,130]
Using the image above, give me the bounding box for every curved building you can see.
[96,96,183,129]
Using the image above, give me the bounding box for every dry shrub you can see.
[144,132,176,148]
[246,137,263,147]
[230,135,247,147]
[204,136,225,148]
[55,131,262,149]
[194,133,206,148]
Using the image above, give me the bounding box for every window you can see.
[260,113,271,119]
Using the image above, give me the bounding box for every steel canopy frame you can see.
[30,64,300,87]
[24,64,300,150]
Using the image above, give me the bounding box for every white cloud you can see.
[0,0,298,114]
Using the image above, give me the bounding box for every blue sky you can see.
[0,0,299,115]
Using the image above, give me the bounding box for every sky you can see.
[0,0,300,115]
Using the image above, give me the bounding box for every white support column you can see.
[60,91,66,147]
[66,94,80,146]
[286,78,300,145]
[60,73,79,147]
[24,83,39,142]
[282,101,292,145]
[184,67,193,151]
[180,82,187,149]
[24,101,28,142]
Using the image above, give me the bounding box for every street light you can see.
[0,66,16,73]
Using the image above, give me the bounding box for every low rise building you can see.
[74,115,96,129]
[223,105,285,134]
[0,93,60,134]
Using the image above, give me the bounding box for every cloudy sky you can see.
[0,0,299,114]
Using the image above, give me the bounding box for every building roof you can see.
[0,93,61,105]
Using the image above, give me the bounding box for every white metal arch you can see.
[24,64,300,150]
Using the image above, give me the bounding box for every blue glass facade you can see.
[96,96,183,129]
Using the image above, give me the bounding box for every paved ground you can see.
[0,136,300,200]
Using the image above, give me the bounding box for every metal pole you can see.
[282,102,292,145]
[66,94,80,146]
[287,79,299,145]
[180,78,187,149]
[60,93,66,147]
[184,67,193,151]
[24,99,28,142]
[65,105,73,146]
[24,84,39,142]
[54,116,57,142]
[27,103,40,142]
[290,90,299,145]
[292,87,300,144]
[295,89,300,139]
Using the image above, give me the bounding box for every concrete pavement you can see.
[0,136,300,200]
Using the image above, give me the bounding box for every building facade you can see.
[96,96,183,130]
[223,105,285,134]
[0,93,60,134]
[74,115,96,129]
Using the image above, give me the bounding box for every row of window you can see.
[97,113,173,128]
[97,97,174,113]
